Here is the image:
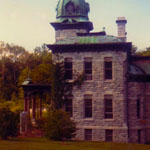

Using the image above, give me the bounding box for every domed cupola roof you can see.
[51,0,93,32]
[56,0,90,23]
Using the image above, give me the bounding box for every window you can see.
[138,129,141,143]
[105,130,113,142]
[137,99,141,119]
[84,57,92,80]
[104,58,112,79]
[84,95,92,118]
[85,129,92,141]
[104,95,113,119]
[65,96,73,117]
[64,58,73,80]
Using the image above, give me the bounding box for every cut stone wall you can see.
[55,29,87,41]
[53,48,150,143]
[75,128,128,142]
[53,50,128,142]
[128,82,150,144]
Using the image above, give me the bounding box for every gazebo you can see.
[20,78,51,133]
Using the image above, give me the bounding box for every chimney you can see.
[116,17,127,42]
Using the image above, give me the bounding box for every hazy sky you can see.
[0,0,150,51]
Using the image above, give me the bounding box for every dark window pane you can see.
[66,99,72,106]
[84,61,92,80]
[85,129,92,141]
[104,61,112,79]
[85,99,92,106]
[65,61,72,80]
[85,108,92,118]
[137,99,140,119]
[105,70,112,79]
[105,62,112,68]
[105,107,113,112]
[85,99,92,118]
[105,99,112,106]
[65,62,72,69]
[65,70,72,80]
[85,62,92,69]
[66,99,73,117]
[85,69,92,74]
[105,130,113,142]
[138,130,141,143]
[85,74,92,80]
[105,98,113,119]
[105,114,113,119]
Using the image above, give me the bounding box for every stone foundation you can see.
[75,127,128,142]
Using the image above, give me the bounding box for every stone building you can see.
[47,0,150,143]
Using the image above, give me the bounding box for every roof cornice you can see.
[47,42,132,53]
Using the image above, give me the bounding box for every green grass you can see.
[0,138,150,150]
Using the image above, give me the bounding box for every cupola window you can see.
[65,2,75,15]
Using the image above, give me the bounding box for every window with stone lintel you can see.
[105,130,113,142]
[104,57,112,80]
[137,97,141,119]
[65,95,73,117]
[84,57,92,80]
[84,94,92,118]
[85,129,92,141]
[138,129,141,143]
[104,95,113,119]
[64,58,73,80]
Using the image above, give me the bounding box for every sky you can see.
[0,0,150,52]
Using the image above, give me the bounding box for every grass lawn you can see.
[0,138,150,150]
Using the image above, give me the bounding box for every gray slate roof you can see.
[55,35,122,45]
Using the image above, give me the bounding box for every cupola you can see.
[51,0,93,32]
[56,0,90,22]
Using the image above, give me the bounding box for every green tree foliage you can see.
[131,45,138,55]
[0,42,53,110]
[136,47,150,56]
[31,52,53,84]
[0,107,19,139]
[44,109,76,141]
[0,41,82,121]
[51,61,72,109]
[0,42,27,101]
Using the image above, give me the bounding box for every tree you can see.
[0,107,19,139]
[136,47,150,56]
[50,61,72,109]
[0,42,29,102]
[31,52,53,84]
[44,109,76,141]
[131,45,138,55]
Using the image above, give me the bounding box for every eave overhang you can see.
[130,56,150,61]
[22,84,51,93]
[128,75,150,82]
[51,21,93,31]
[47,42,132,54]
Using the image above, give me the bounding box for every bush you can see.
[35,118,46,129]
[44,109,76,141]
[0,107,19,139]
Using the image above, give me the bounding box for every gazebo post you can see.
[24,94,28,112]
[27,95,31,114]
[40,97,42,118]
[32,94,36,120]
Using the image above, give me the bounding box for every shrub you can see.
[0,107,19,139]
[44,109,76,141]
[35,118,46,129]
